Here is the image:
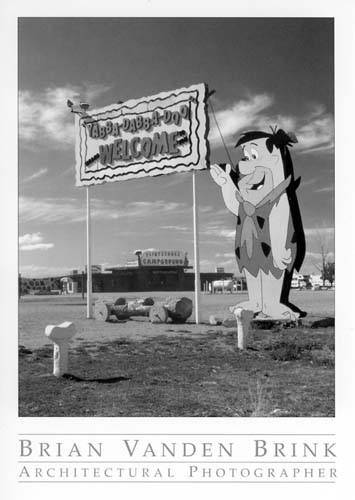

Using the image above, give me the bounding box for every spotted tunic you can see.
[234,177,297,278]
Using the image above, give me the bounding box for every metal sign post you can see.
[86,185,92,319]
[192,169,201,324]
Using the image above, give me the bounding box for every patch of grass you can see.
[268,340,303,361]
[18,327,335,418]
[248,378,271,417]
[310,346,335,367]
[261,330,334,363]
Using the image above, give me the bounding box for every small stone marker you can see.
[45,321,76,377]
[209,315,223,326]
[233,308,254,350]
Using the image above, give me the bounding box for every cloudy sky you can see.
[18,17,334,277]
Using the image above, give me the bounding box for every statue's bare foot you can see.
[262,302,300,321]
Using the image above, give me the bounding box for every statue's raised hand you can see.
[210,164,232,186]
[210,163,239,217]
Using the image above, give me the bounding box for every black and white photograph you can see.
[18,16,334,418]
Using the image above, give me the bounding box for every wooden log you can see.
[111,301,152,319]
[111,304,129,319]
[113,297,154,306]
[149,305,169,324]
[94,301,111,321]
[164,297,193,323]
[94,296,192,323]
[143,297,155,306]
[114,297,126,306]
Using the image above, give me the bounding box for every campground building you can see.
[19,249,245,295]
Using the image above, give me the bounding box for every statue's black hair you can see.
[236,128,297,149]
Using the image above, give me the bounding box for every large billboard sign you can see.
[75,83,209,186]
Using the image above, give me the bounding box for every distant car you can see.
[312,283,333,291]
[291,278,300,288]
[298,280,312,290]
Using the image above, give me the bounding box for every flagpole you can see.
[192,169,201,324]
[86,185,92,319]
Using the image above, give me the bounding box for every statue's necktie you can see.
[234,176,292,259]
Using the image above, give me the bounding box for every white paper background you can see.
[1,0,353,498]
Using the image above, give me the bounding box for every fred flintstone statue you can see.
[210,128,306,321]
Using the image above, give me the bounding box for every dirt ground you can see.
[18,289,335,418]
[19,326,334,418]
[18,289,335,349]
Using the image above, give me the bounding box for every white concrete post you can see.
[234,308,254,350]
[45,322,76,377]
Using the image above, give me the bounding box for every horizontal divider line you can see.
[18,433,336,436]
[18,461,336,464]
[18,481,337,484]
